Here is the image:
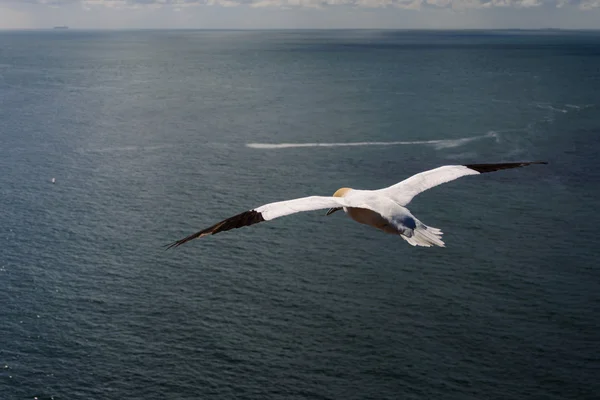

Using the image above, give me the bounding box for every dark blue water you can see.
[1,30,599,399]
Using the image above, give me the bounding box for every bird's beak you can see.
[326,207,342,216]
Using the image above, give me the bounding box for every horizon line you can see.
[2,27,600,32]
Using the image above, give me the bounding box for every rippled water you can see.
[1,30,599,399]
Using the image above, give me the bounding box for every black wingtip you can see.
[465,161,548,174]
[164,210,266,250]
[164,231,205,250]
[164,240,182,251]
[164,241,181,251]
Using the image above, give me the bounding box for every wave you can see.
[565,104,595,110]
[535,103,568,113]
[77,144,173,154]
[246,131,498,150]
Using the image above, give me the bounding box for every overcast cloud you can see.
[0,0,598,29]
[3,0,599,9]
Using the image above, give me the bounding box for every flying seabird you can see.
[166,161,547,249]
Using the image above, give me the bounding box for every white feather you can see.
[375,165,480,206]
[255,196,347,221]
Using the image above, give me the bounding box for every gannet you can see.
[166,161,547,249]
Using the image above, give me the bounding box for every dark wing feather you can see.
[465,161,548,173]
[165,210,265,249]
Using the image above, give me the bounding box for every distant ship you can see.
[53,26,69,30]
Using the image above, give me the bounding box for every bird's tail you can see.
[401,222,445,248]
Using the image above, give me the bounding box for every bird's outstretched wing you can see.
[376,161,548,206]
[165,196,347,249]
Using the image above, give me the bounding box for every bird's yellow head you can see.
[326,187,351,215]
[332,187,352,198]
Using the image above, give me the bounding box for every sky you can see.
[0,0,598,29]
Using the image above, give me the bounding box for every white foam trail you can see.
[247,132,498,150]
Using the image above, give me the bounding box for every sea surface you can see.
[1,29,599,399]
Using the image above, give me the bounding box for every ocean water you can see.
[1,30,599,399]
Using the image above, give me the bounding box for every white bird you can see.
[166,161,547,249]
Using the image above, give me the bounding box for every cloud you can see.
[1,0,599,9]
[579,0,600,8]
[0,6,33,27]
